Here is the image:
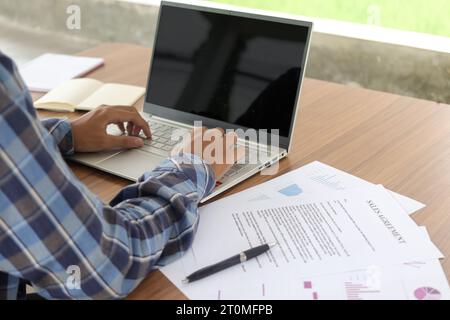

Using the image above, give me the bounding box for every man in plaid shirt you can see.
[0,52,239,299]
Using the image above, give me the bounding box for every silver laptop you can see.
[71,0,312,203]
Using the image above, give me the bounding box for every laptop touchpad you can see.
[98,149,165,181]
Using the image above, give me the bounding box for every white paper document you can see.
[172,260,448,300]
[161,185,445,300]
[19,53,104,92]
[287,260,449,300]
[230,161,425,215]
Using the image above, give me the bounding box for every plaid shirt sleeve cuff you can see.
[140,153,217,200]
[41,118,74,156]
[170,153,217,199]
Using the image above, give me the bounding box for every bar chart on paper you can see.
[306,170,346,191]
[344,281,382,300]
[302,281,319,300]
[298,269,384,300]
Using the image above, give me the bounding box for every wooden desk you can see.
[35,43,450,300]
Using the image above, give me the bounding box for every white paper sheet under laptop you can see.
[161,185,444,300]
[221,161,425,215]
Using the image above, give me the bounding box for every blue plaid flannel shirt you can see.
[0,52,216,299]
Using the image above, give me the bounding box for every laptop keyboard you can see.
[140,120,188,156]
[139,120,252,180]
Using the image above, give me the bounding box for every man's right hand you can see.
[172,127,245,180]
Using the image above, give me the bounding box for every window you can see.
[209,0,450,38]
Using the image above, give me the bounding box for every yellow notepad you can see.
[34,78,146,112]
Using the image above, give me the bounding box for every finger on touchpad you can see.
[70,150,121,165]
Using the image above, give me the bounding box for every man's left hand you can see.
[71,105,151,153]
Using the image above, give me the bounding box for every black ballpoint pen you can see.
[182,243,277,284]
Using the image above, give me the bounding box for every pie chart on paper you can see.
[414,287,442,300]
[278,184,303,197]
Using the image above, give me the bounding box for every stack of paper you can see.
[19,53,104,92]
[161,161,449,300]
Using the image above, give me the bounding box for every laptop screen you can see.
[145,3,311,146]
